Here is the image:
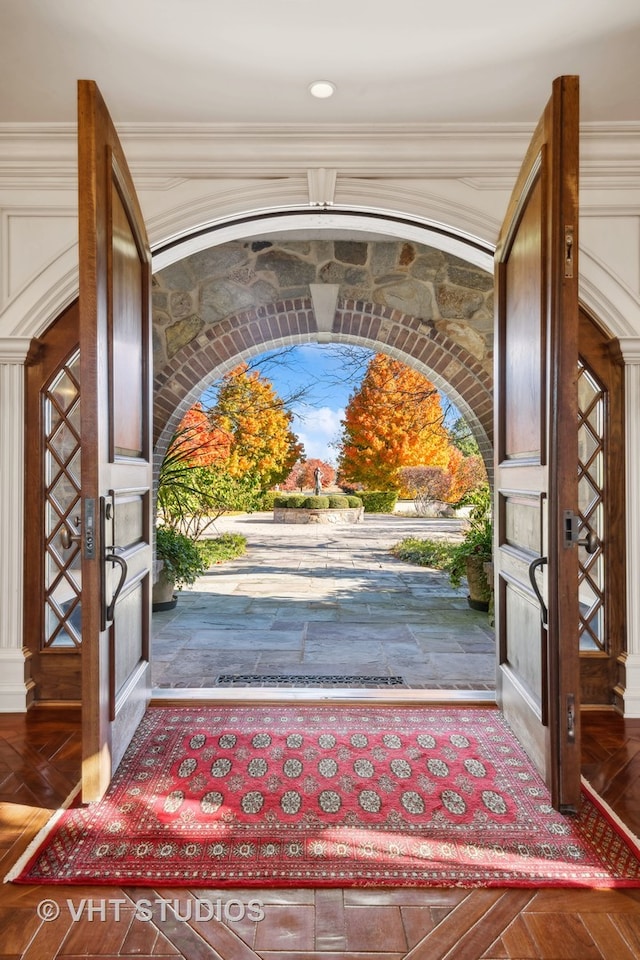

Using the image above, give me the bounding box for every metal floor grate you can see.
[213,674,407,688]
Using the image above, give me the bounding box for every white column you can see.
[617,338,640,716]
[0,338,31,711]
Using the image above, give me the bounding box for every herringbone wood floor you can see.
[1,708,639,960]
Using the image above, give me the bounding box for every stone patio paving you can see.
[151,512,496,692]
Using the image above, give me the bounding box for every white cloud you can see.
[292,406,344,465]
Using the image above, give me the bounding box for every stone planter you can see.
[152,566,178,612]
[273,506,364,525]
[465,555,492,612]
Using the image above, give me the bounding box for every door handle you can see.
[528,555,548,628]
[564,511,598,554]
[577,529,598,554]
[104,551,128,623]
[60,520,82,550]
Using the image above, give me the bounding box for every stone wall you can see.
[273,506,365,524]
[153,239,493,375]
[152,239,495,477]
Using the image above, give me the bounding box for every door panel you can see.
[577,309,626,706]
[24,303,81,705]
[78,80,153,802]
[494,76,581,811]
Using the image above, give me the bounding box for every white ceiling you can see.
[1,0,639,125]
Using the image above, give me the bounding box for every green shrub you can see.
[257,490,278,510]
[156,526,207,589]
[327,495,349,509]
[272,495,291,508]
[390,537,457,570]
[197,533,247,567]
[346,495,363,508]
[359,490,398,513]
[447,485,493,588]
[286,494,307,508]
[303,495,330,509]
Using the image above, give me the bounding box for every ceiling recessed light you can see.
[309,80,336,99]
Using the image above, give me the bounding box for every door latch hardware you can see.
[563,510,598,553]
[564,225,574,278]
[84,498,96,559]
[567,694,576,743]
[60,516,82,551]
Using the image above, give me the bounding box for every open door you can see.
[78,80,153,802]
[494,76,581,811]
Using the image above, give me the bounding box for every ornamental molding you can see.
[0,337,32,362]
[1,122,639,186]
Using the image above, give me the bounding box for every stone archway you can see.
[152,237,494,473]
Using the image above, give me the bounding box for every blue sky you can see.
[200,344,372,465]
[200,344,460,467]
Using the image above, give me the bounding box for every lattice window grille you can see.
[43,350,82,649]
[577,359,606,654]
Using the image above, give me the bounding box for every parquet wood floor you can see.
[1,708,639,960]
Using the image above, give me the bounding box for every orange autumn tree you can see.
[174,402,231,466]
[336,354,452,490]
[211,363,303,490]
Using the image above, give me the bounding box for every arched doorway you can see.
[24,243,626,710]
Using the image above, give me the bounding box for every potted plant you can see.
[152,525,207,611]
[448,486,493,611]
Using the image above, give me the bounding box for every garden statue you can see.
[314,466,323,495]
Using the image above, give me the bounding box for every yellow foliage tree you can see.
[337,354,452,490]
[211,363,303,490]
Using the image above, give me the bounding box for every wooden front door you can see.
[78,80,153,802]
[494,76,581,811]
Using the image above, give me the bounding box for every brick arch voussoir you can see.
[153,297,494,476]
[153,297,316,442]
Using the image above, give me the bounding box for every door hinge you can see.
[564,225,574,278]
[566,693,576,743]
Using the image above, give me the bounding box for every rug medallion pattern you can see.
[11,707,640,887]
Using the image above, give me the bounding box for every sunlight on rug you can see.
[7,706,640,888]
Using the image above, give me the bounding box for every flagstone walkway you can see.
[151,512,496,693]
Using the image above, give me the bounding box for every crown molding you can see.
[1,121,639,186]
[0,337,31,362]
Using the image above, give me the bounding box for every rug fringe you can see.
[581,775,640,855]
[3,781,82,883]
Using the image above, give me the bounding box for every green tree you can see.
[449,416,481,458]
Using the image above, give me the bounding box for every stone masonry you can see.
[152,238,495,472]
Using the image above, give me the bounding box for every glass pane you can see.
[49,475,76,514]
[578,369,598,408]
[587,450,603,487]
[49,421,79,461]
[68,353,80,381]
[578,475,599,514]
[587,402,604,434]
[579,631,600,652]
[578,423,598,463]
[67,449,81,485]
[49,369,78,412]
[67,400,81,435]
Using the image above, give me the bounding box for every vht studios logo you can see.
[37,897,265,923]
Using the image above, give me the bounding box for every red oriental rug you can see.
[7,706,640,888]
